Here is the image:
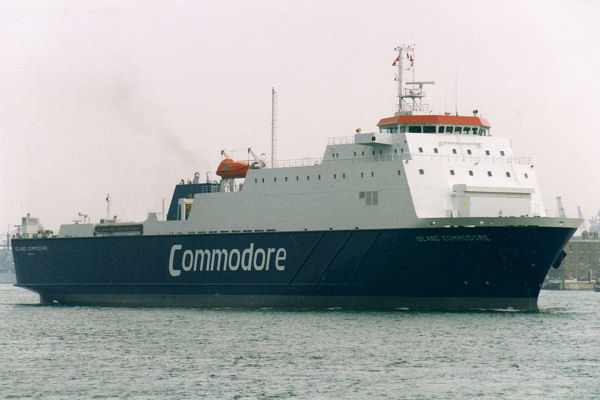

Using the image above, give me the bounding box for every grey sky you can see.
[2,0,599,231]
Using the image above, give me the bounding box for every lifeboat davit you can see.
[216,159,250,178]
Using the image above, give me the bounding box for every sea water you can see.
[0,285,599,399]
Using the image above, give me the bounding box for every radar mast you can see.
[394,44,434,115]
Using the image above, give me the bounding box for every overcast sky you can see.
[1,0,599,232]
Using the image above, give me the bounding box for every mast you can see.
[395,45,404,115]
[394,44,433,115]
[271,87,278,168]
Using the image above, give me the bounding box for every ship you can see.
[12,45,580,310]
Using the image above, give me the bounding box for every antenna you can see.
[271,87,278,168]
[106,194,111,219]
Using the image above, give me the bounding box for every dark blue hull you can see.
[12,226,576,310]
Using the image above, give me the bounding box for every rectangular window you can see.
[500,151,505,156]
[418,147,423,153]
[318,175,321,180]
[307,176,310,181]
[506,172,511,177]
[423,126,435,133]
[419,169,424,175]
[485,150,490,155]
[397,170,401,175]
[524,173,529,179]
[361,172,364,178]
[296,176,299,181]
[333,174,337,179]
[467,149,472,155]
[285,177,288,182]
[274,177,277,182]
[361,151,365,156]
[468,170,473,176]
[342,173,346,179]
[433,148,439,153]
[450,170,455,175]
[366,191,372,206]
[487,171,492,177]
[452,149,457,154]
[408,126,422,133]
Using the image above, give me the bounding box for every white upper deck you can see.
[56,44,558,238]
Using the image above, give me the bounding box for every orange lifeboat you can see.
[216,159,250,178]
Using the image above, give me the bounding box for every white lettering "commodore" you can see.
[168,243,286,277]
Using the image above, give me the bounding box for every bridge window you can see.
[408,126,422,133]
[446,126,453,133]
[463,127,471,135]
[455,127,462,134]
[438,126,445,133]
[423,126,435,133]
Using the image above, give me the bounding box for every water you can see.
[1,285,599,399]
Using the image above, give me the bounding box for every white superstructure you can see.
[58,45,550,238]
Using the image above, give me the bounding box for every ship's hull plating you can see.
[12,225,576,310]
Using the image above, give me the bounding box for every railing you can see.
[327,136,356,145]
[271,153,532,168]
[272,158,323,168]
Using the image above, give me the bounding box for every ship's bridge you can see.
[377,115,491,136]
